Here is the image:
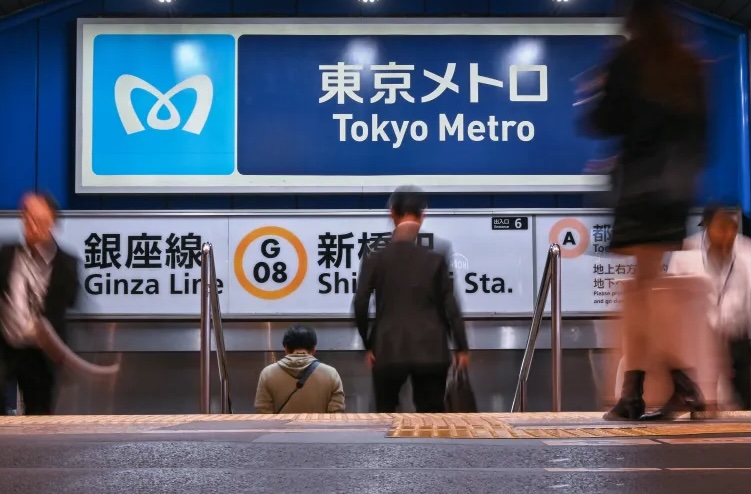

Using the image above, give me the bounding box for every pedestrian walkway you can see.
[0,412,748,438]
[1,413,749,493]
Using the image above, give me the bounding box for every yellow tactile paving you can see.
[0,424,170,435]
[384,412,751,439]
[0,412,748,439]
[0,414,200,426]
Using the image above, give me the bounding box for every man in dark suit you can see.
[354,187,469,413]
[0,192,79,415]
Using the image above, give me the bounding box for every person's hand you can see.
[456,352,470,368]
[365,351,376,369]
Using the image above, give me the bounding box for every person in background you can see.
[354,186,469,413]
[254,325,345,414]
[670,205,751,410]
[583,0,708,421]
[0,192,79,415]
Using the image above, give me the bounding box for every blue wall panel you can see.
[297,196,364,209]
[425,0,490,16]
[167,196,233,209]
[0,23,38,209]
[492,194,556,208]
[0,0,748,214]
[699,26,746,205]
[297,0,361,16]
[362,194,392,209]
[233,0,297,15]
[362,0,426,16]
[37,0,103,210]
[552,0,618,16]
[429,195,494,209]
[103,0,232,16]
[232,195,297,209]
[490,0,553,16]
[99,196,170,209]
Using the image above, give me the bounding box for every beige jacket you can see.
[254,353,345,414]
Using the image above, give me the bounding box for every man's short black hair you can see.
[388,186,427,218]
[282,325,317,352]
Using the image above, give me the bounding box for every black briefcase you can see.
[444,364,478,413]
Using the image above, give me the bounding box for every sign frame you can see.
[75,17,620,195]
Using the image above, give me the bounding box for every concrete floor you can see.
[0,415,749,493]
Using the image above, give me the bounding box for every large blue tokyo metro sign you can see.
[76,19,621,194]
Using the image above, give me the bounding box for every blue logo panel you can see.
[236,35,619,177]
[92,34,236,176]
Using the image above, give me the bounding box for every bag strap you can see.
[276,360,320,414]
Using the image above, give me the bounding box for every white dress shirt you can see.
[1,243,56,347]
[669,233,751,339]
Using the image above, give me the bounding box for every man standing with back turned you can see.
[354,187,469,413]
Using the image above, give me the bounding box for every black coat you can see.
[353,239,468,367]
[587,42,707,208]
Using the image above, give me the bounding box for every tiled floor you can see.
[1,412,748,439]
[1,412,749,493]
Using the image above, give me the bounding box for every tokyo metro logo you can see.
[91,34,236,176]
[114,74,214,135]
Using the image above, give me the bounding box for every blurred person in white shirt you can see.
[669,205,751,410]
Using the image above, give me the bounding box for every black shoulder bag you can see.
[275,360,320,414]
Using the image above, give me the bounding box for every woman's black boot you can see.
[604,370,646,421]
[641,369,706,421]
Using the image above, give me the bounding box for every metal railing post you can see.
[199,241,233,415]
[220,380,230,414]
[209,255,232,414]
[550,245,562,412]
[199,243,212,414]
[511,243,562,413]
[511,247,553,412]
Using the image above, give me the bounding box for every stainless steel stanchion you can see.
[199,243,212,414]
[550,244,562,412]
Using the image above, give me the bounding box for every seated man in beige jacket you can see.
[254,325,345,414]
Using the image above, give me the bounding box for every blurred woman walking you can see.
[584,0,708,421]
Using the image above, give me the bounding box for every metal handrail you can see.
[511,244,562,413]
[200,242,233,414]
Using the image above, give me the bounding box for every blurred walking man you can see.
[670,205,751,410]
[0,193,79,415]
[354,187,469,413]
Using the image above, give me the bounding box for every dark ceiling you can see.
[1,0,750,26]
[0,0,46,17]
[686,0,751,25]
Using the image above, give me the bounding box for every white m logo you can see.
[114,74,214,135]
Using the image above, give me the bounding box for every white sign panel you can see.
[227,214,535,316]
[64,218,231,315]
[1,211,710,317]
[0,217,21,244]
[535,214,703,313]
[0,216,229,316]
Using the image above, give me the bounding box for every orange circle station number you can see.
[233,226,308,300]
